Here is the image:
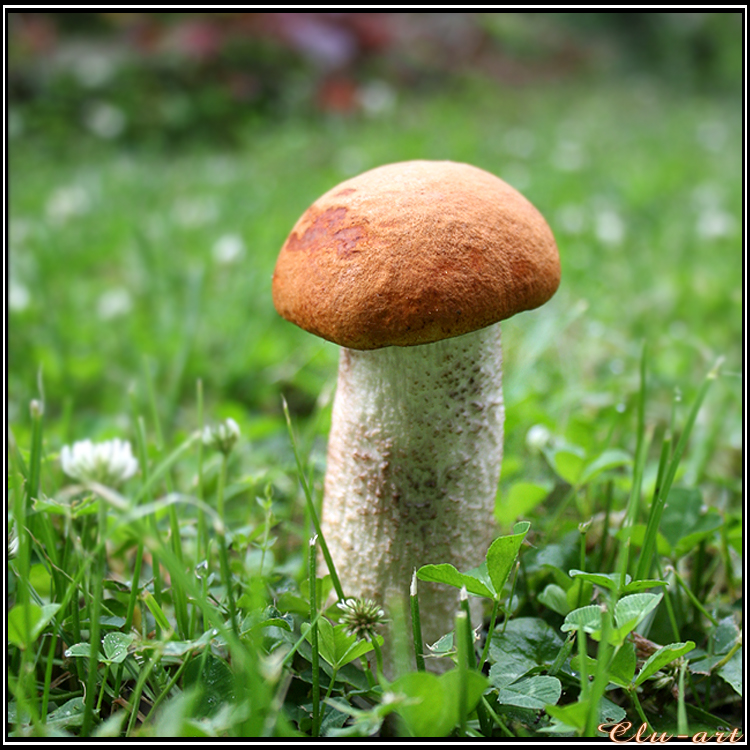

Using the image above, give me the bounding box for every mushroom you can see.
[272,160,560,650]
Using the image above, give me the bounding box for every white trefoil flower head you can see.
[60,438,139,487]
[337,597,386,642]
[202,418,241,456]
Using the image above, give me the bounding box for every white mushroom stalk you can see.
[323,324,504,643]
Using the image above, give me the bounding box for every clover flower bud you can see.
[202,418,241,456]
[526,424,552,453]
[7,531,19,560]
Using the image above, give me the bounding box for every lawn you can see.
[7,51,743,738]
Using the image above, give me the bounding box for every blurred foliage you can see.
[8,10,742,486]
[7,12,742,148]
[554,12,743,89]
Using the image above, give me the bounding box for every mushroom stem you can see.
[321,323,504,651]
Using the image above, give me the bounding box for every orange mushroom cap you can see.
[272,160,560,350]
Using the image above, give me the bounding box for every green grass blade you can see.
[309,535,321,737]
[410,571,426,672]
[636,359,722,581]
[616,342,649,590]
[282,397,344,602]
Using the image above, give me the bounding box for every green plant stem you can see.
[309,536,321,738]
[585,601,614,737]
[654,559,682,642]
[359,655,377,689]
[478,598,501,671]
[322,666,340,705]
[506,560,520,617]
[113,538,144,701]
[196,379,207,565]
[719,515,738,600]
[217,453,239,637]
[455,611,470,736]
[458,593,490,750]
[168,501,189,638]
[9,429,34,723]
[125,543,144,634]
[690,540,707,617]
[670,565,719,626]
[371,636,384,679]
[282,398,344,601]
[409,571,426,672]
[81,499,107,736]
[26,399,44,533]
[481,695,513,737]
[577,628,589,702]
[40,633,58,723]
[25,399,46,711]
[134,416,163,636]
[638,429,672,567]
[125,651,161,737]
[8,672,40,730]
[579,524,587,573]
[636,360,721,581]
[279,610,325,671]
[258,488,274,577]
[143,653,193,723]
[135,396,200,641]
[96,664,111,713]
[548,633,575,676]
[710,639,741,671]
[597,480,615,572]
[459,590,476,666]
[628,688,654,735]
[677,661,689,736]
[616,343,649,584]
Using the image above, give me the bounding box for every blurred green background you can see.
[8,12,743,496]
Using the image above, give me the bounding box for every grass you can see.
[7,70,743,738]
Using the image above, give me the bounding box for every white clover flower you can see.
[60,438,139,487]
[551,139,585,172]
[9,280,30,313]
[97,287,133,320]
[212,234,245,265]
[358,80,396,117]
[202,418,241,456]
[503,127,536,159]
[526,424,552,453]
[696,208,736,239]
[556,204,586,236]
[172,196,218,228]
[337,597,386,642]
[46,185,91,223]
[594,208,625,246]
[84,101,126,139]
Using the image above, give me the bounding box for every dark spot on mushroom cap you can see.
[284,206,366,257]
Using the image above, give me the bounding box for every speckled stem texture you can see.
[321,324,504,651]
